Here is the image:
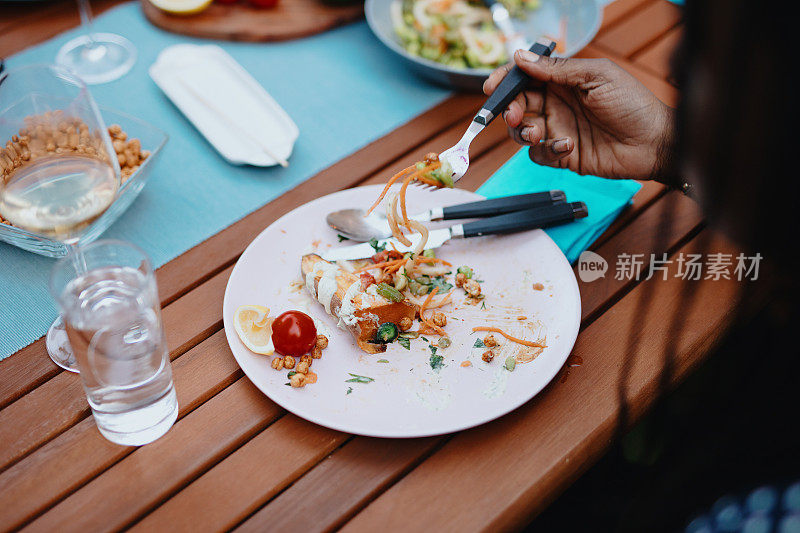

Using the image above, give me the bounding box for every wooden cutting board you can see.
[141,0,364,42]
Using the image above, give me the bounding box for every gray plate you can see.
[366,0,602,91]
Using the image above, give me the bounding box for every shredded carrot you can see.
[471,326,546,348]
[415,256,452,266]
[365,164,416,216]
[426,289,454,309]
[419,287,447,336]
[352,258,406,274]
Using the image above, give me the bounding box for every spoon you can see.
[326,191,566,242]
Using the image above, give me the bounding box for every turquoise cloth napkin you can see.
[0,2,452,361]
[477,148,642,264]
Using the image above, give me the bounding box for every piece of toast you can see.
[301,254,415,354]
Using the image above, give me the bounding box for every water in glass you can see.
[61,264,177,445]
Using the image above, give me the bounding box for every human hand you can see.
[484,51,674,179]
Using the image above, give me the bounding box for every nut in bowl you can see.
[0,108,167,257]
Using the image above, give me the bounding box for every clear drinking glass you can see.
[56,0,137,85]
[50,240,178,446]
[0,64,122,372]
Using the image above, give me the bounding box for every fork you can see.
[417,38,557,190]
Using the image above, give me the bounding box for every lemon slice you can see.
[234,305,275,355]
[148,0,213,15]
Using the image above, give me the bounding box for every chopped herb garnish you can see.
[429,352,444,371]
[285,382,291,386]
[398,337,411,350]
[337,234,350,242]
[481,301,487,310]
[421,336,429,343]
[473,338,485,349]
[368,238,386,253]
[377,359,389,363]
[430,276,453,293]
[429,345,438,356]
[287,371,297,377]
[346,387,353,395]
[345,373,375,383]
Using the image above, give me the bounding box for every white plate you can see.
[223,185,581,438]
[149,44,299,167]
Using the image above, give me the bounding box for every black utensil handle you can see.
[441,191,565,220]
[475,39,556,126]
[461,201,587,238]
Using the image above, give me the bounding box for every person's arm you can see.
[484,50,675,181]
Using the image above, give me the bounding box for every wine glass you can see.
[55,0,137,85]
[0,64,122,372]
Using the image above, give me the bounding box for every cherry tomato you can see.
[272,310,317,356]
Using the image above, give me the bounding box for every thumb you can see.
[529,137,574,167]
[514,50,602,88]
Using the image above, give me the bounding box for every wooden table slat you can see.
[0,331,242,531]
[23,379,282,532]
[0,265,232,473]
[594,0,682,59]
[340,230,742,532]
[600,0,656,29]
[632,25,683,82]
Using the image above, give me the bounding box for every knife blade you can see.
[322,228,455,262]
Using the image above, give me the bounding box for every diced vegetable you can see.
[376,322,399,343]
[504,356,516,371]
[438,337,451,348]
[422,249,436,258]
[457,265,474,279]
[376,282,405,302]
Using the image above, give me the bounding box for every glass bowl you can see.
[0,108,167,257]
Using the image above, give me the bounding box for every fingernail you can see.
[553,138,571,153]
[517,49,540,63]
[521,126,536,142]
[502,110,509,122]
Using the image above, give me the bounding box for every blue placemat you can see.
[477,149,642,264]
[0,2,452,360]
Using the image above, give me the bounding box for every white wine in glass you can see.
[0,64,122,372]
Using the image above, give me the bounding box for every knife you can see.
[322,201,588,262]
[482,0,530,60]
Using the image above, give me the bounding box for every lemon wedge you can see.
[148,0,213,15]
[234,305,275,355]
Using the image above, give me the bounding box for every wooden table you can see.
[0,1,745,531]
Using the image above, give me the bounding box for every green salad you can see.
[391,0,541,69]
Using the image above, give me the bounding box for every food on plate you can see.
[472,326,545,348]
[147,0,213,15]
[391,0,541,69]
[302,253,416,354]
[271,310,317,356]
[233,305,275,354]
[365,152,453,217]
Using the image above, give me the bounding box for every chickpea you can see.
[483,334,497,348]
[464,279,481,297]
[432,312,447,327]
[311,346,323,359]
[482,350,495,363]
[289,373,306,388]
[300,354,313,366]
[271,357,284,371]
[283,355,296,370]
[297,361,310,375]
[315,335,328,350]
[399,316,413,331]
[455,272,466,288]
